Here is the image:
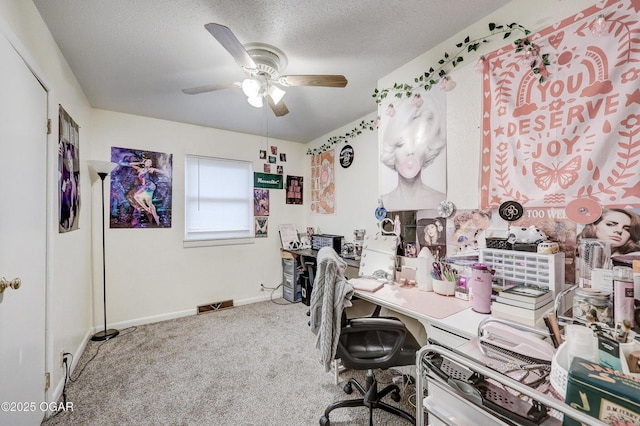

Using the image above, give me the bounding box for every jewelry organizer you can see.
[479,249,565,296]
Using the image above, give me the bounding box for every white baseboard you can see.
[48,296,281,413]
[95,308,197,334]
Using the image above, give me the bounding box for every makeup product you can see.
[546,312,564,345]
[613,266,635,326]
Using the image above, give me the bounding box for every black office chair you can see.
[320,313,421,426]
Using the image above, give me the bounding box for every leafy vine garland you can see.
[307,22,550,155]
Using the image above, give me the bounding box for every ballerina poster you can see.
[110,147,173,228]
[481,0,640,209]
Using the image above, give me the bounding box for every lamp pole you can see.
[91,171,119,341]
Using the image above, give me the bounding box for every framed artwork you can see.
[279,153,287,162]
[254,188,269,216]
[255,217,268,237]
[286,176,303,205]
[259,150,266,159]
[110,147,173,228]
[264,163,271,173]
[310,149,335,214]
[378,87,447,211]
[276,165,283,175]
[268,156,276,164]
[58,105,81,233]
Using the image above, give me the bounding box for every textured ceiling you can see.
[32,0,511,143]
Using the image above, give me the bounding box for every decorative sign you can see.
[310,149,335,214]
[481,0,640,209]
[565,198,603,224]
[254,172,283,189]
[498,200,524,222]
[339,144,354,168]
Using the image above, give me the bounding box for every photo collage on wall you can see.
[255,145,288,237]
[260,145,286,175]
[386,207,587,283]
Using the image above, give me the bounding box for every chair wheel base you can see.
[319,415,330,426]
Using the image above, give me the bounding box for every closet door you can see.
[0,32,48,426]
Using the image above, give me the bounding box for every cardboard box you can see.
[563,357,640,425]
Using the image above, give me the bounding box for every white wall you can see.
[89,109,306,326]
[1,0,599,410]
[304,112,381,241]
[0,0,94,405]
[306,0,598,236]
[380,0,599,210]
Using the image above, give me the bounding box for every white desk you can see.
[353,283,489,349]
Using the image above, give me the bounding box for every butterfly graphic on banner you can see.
[531,155,581,191]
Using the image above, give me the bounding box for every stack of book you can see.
[491,285,554,327]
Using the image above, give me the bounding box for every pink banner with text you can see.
[481,0,640,209]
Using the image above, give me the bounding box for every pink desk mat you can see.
[356,284,471,320]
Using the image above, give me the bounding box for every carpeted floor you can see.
[42,300,418,425]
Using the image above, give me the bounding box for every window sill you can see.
[183,237,255,248]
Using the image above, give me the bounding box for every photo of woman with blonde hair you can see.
[379,88,447,211]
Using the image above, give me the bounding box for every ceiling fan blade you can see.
[279,75,348,88]
[267,96,289,117]
[204,23,256,70]
[181,82,240,95]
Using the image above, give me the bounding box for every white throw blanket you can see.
[309,247,354,372]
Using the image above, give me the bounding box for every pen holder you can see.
[433,279,456,296]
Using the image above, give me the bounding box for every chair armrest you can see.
[345,317,408,331]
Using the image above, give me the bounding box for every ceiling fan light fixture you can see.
[267,85,286,105]
[247,95,263,108]
[241,78,261,98]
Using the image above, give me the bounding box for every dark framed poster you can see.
[58,106,80,233]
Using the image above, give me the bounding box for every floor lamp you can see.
[88,160,119,341]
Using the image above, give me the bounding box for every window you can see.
[184,155,254,246]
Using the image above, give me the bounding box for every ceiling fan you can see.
[182,23,348,117]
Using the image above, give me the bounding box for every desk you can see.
[281,248,360,279]
[353,284,488,349]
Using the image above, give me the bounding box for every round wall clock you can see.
[339,145,354,168]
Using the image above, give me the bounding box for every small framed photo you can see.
[277,165,283,175]
[268,156,276,164]
[259,150,267,159]
[279,153,287,162]
[263,163,271,173]
[404,242,418,258]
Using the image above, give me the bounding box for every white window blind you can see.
[184,155,254,243]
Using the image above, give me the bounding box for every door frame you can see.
[0,11,56,409]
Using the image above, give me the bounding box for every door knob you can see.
[0,277,21,293]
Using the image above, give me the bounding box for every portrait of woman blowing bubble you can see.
[379,90,447,211]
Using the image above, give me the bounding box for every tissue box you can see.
[563,357,640,425]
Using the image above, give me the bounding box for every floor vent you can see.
[197,300,234,314]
